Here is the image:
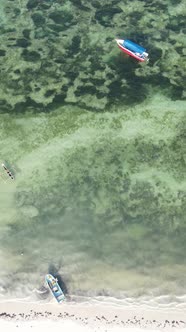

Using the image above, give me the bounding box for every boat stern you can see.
[142,52,149,61]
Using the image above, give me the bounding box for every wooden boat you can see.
[1,163,14,180]
[116,39,149,62]
[45,274,65,303]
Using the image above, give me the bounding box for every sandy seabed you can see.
[0,300,186,331]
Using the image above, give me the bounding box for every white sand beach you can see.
[0,320,165,332]
[0,300,186,331]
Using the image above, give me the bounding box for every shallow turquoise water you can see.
[0,0,185,302]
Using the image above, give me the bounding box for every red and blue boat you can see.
[116,39,149,62]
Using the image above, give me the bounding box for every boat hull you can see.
[116,39,148,62]
[2,163,14,180]
[45,274,65,303]
[118,44,145,62]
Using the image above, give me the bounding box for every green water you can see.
[0,0,185,301]
[0,96,185,298]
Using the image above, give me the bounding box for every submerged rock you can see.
[16,38,31,48]
[22,29,31,39]
[0,50,6,56]
[95,6,122,27]
[31,12,46,27]
[47,24,67,33]
[49,10,73,25]
[21,49,41,62]
[27,0,39,10]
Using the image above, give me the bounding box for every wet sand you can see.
[0,300,186,331]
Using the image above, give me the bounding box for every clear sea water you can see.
[0,0,185,308]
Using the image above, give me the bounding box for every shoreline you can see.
[0,300,186,331]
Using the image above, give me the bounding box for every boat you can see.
[45,274,65,303]
[115,39,149,62]
[2,163,14,180]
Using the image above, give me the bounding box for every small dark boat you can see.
[116,39,149,62]
[45,274,65,303]
[2,163,14,180]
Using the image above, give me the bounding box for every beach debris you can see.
[1,163,14,180]
[45,274,65,303]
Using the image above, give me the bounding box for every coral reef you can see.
[0,0,185,112]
